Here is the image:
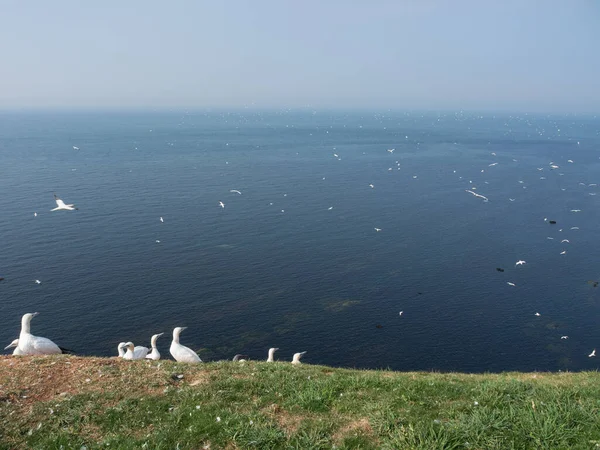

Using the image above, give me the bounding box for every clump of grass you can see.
[1,356,599,449]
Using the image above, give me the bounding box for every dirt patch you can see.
[261,403,304,435]
[332,417,373,443]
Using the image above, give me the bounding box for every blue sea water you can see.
[1,110,599,372]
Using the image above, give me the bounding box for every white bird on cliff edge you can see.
[145,333,164,360]
[291,351,307,365]
[170,327,202,363]
[15,312,63,355]
[267,347,279,362]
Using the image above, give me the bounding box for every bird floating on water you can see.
[170,327,201,363]
[160,217,164,222]
[51,193,78,211]
[292,351,307,365]
[267,347,279,362]
[146,333,164,360]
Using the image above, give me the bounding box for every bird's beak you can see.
[274,348,279,351]
[157,333,164,337]
[4,343,14,350]
[300,352,307,356]
[180,327,187,331]
[32,312,40,317]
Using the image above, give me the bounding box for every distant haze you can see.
[1,1,599,112]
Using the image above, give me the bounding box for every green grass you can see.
[1,356,600,449]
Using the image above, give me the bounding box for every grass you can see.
[1,356,600,449]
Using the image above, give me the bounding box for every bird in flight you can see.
[230,190,242,195]
[534,312,541,316]
[374,228,382,232]
[560,250,567,255]
[589,349,596,358]
[465,190,489,202]
[570,209,581,212]
[387,149,395,153]
[561,239,570,243]
[160,217,164,223]
[51,193,78,211]
[369,184,374,188]
[73,146,79,151]
[219,201,225,208]
[515,260,526,266]
[560,336,569,339]
[507,282,516,286]
[399,311,404,316]
[34,280,41,284]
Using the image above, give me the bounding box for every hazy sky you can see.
[1,1,599,112]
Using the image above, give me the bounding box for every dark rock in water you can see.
[549,220,557,224]
[496,268,505,272]
[375,324,383,329]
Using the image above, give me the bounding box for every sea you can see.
[1,109,599,373]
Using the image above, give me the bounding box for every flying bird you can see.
[160,217,164,223]
[465,190,489,202]
[51,193,78,211]
[589,349,596,358]
[34,280,41,284]
[374,228,382,232]
[73,146,79,150]
[534,312,541,316]
[218,201,225,208]
[515,260,526,266]
[560,336,569,340]
[230,190,242,195]
[507,282,516,287]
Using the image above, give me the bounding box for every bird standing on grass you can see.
[170,327,202,363]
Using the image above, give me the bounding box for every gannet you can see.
[16,312,63,355]
[219,201,225,208]
[35,280,41,284]
[232,354,249,362]
[589,349,596,358]
[122,342,149,360]
[51,193,78,211]
[560,336,569,340]
[170,327,201,363]
[465,190,489,202]
[4,339,25,355]
[515,260,526,266]
[374,228,382,232]
[160,217,164,222]
[230,190,242,195]
[507,282,516,287]
[534,312,541,316]
[387,149,395,153]
[145,333,164,360]
[267,347,279,362]
[291,351,306,365]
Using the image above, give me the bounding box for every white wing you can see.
[133,346,149,359]
[30,336,62,355]
[171,343,201,363]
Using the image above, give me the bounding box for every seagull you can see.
[51,193,78,211]
[218,201,225,208]
[374,228,382,232]
[333,153,339,158]
[145,333,164,360]
[170,327,201,363]
[515,260,526,266]
[121,342,149,360]
[465,190,489,202]
[230,190,242,195]
[589,349,596,358]
[267,347,279,362]
[560,336,569,340]
[15,313,64,355]
[34,280,41,284]
[291,351,307,365]
[507,282,516,287]
[3,339,25,355]
[534,312,541,316]
[160,217,164,222]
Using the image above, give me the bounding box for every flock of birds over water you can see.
[2,114,600,369]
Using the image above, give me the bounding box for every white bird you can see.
[488,163,498,167]
[4,339,25,355]
[327,206,333,210]
[121,342,149,360]
[34,212,37,217]
[160,217,164,222]
[145,333,164,360]
[515,260,526,266]
[560,336,569,340]
[232,354,248,362]
[73,146,79,150]
[34,280,41,284]
[333,153,339,158]
[291,351,307,365]
[509,198,516,202]
[534,312,541,316]
[51,193,78,211]
[560,250,567,255]
[387,149,395,153]
[589,349,596,358]
[571,227,580,230]
[230,190,242,195]
[465,190,489,202]
[170,327,201,363]
[570,209,581,212]
[218,201,225,208]
[507,282,516,287]
[267,347,279,362]
[374,228,382,232]
[369,184,374,188]
[561,239,570,243]
[567,159,573,163]
[399,311,404,316]
[16,312,63,355]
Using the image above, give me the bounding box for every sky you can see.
[0,1,599,112]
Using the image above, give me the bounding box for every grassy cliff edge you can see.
[1,356,599,449]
